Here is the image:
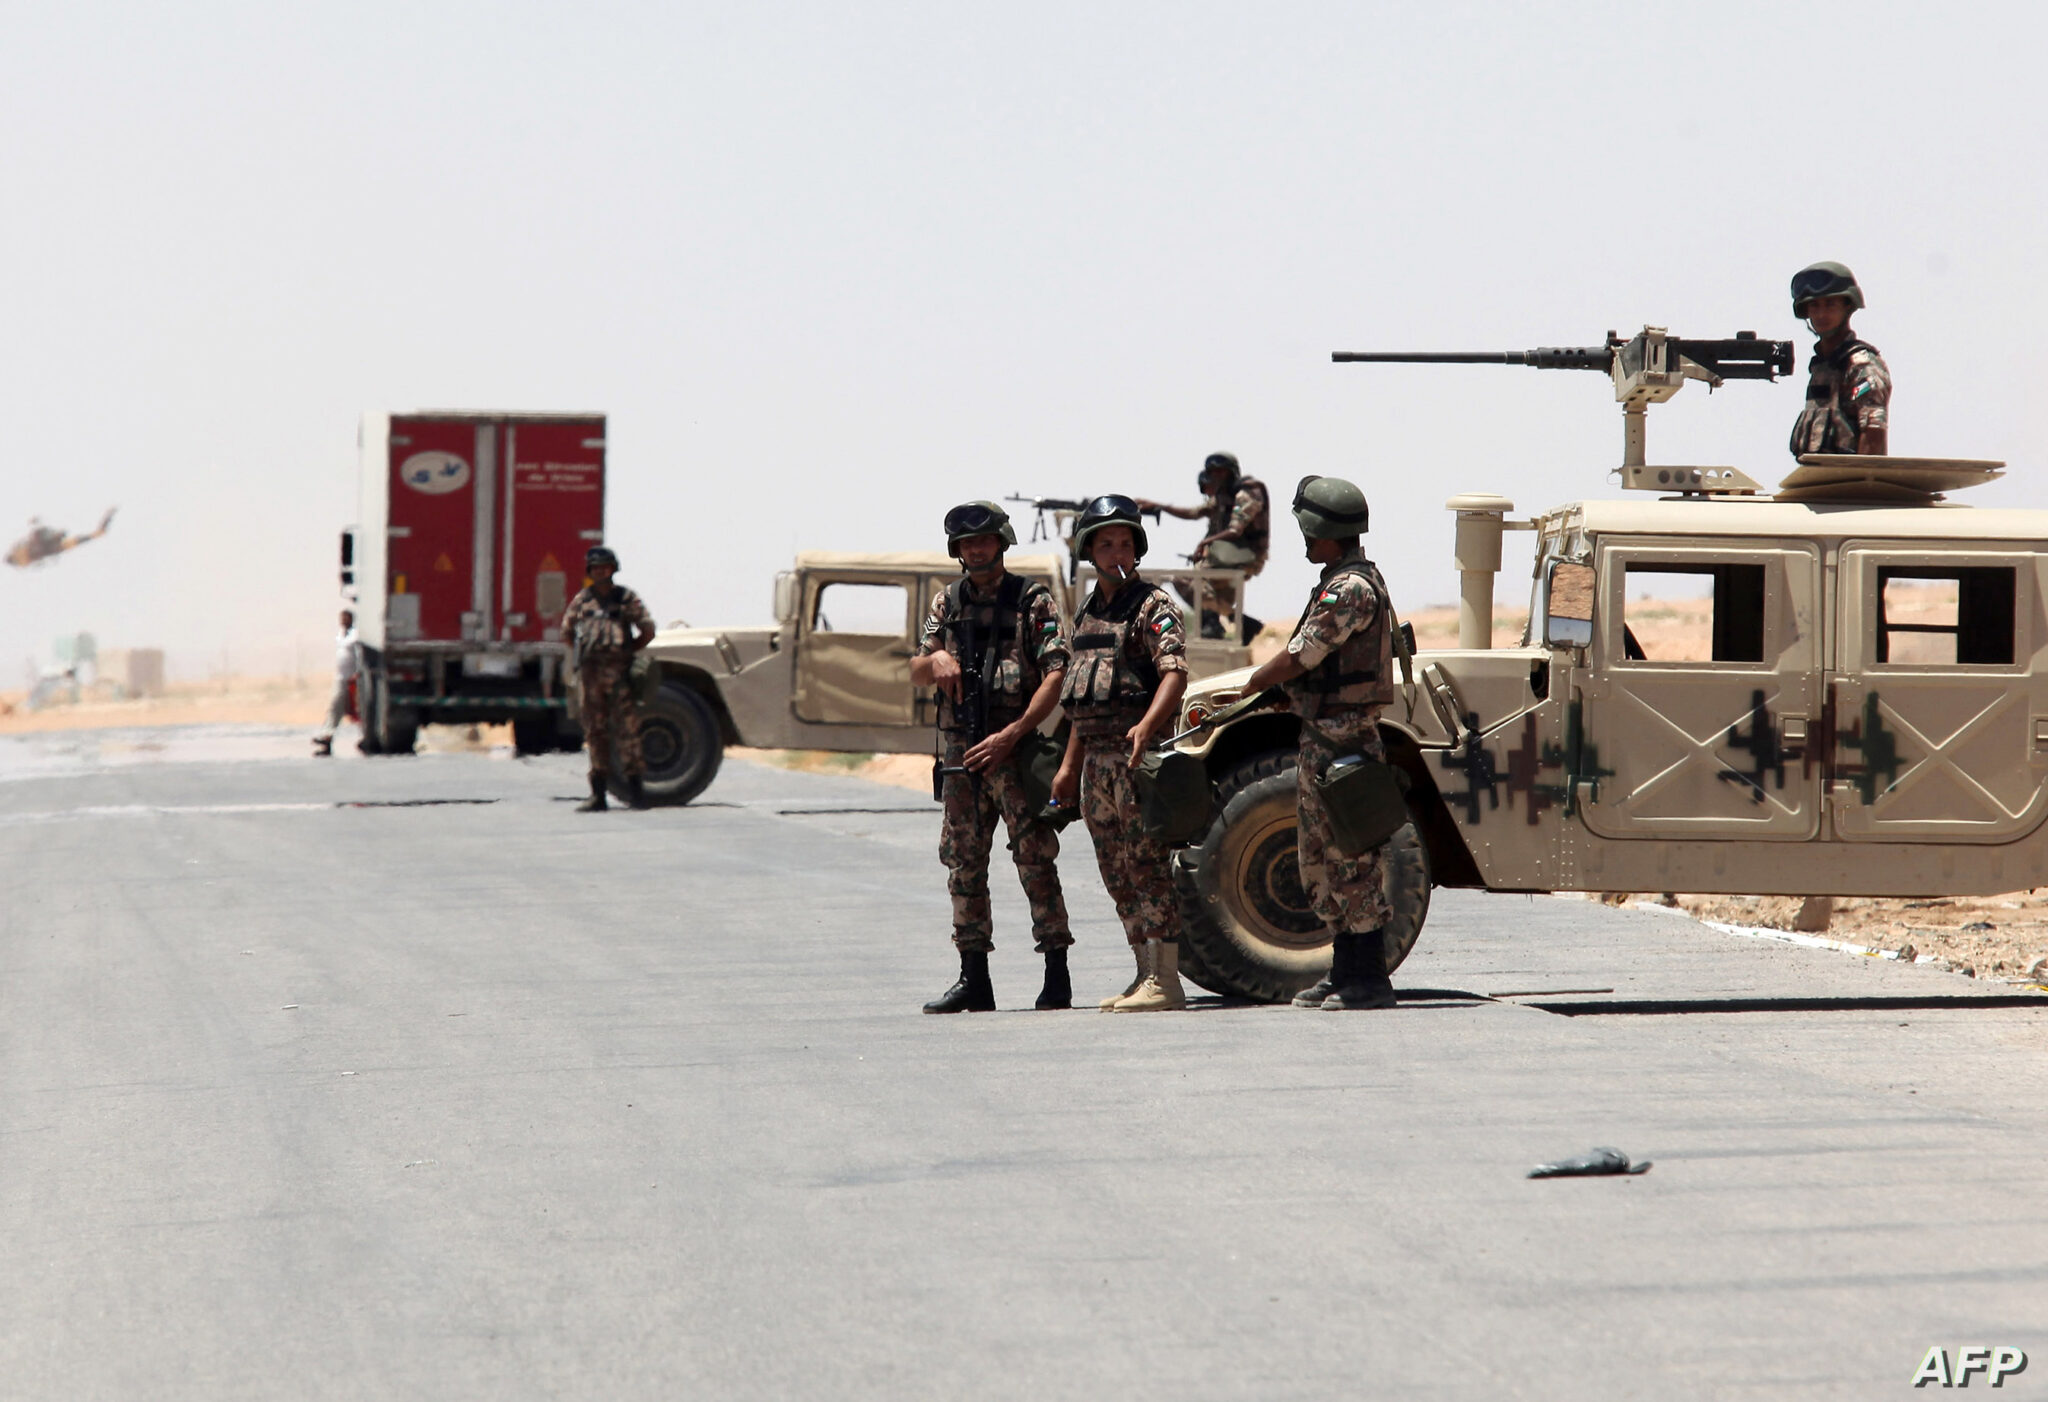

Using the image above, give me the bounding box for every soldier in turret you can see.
[1050,496,1191,1012]
[561,546,657,812]
[912,501,1076,1014]
[1237,476,1401,1010]
[1789,261,1890,459]
[1137,452,1269,640]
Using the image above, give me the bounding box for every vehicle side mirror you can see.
[1545,561,1594,649]
[773,571,796,624]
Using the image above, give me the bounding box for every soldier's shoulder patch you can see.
[1152,611,1181,635]
[1040,619,1059,635]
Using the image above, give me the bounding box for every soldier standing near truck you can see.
[1137,452,1269,640]
[912,501,1076,1014]
[562,545,656,813]
[1236,476,1401,1011]
[1051,496,1192,1012]
[1789,261,1890,459]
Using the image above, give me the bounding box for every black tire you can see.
[1175,750,1431,1003]
[633,683,724,805]
[512,715,556,756]
[354,670,384,755]
[1167,854,1231,998]
[379,708,419,756]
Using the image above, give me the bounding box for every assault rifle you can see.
[935,602,999,793]
[1334,326,1797,494]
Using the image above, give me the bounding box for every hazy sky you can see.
[2,1,2042,681]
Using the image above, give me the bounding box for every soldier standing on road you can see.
[1237,476,1400,1010]
[561,545,656,813]
[912,501,1076,1014]
[1789,261,1890,459]
[1136,451,1270,641]
[1050,496,1191,1012]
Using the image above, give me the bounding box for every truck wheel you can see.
[634,683,724,805]
[1167,853,1231,998]
[512,715,556,756]
[379,709,419,756]
[1174,751,1431,1004]
[354,671,384,755]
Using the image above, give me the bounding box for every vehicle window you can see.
[1621,564,1766,663]
[1877,567,2014,666]
[810,581,908,634]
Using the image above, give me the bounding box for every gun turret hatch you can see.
[1335,325,1796,494]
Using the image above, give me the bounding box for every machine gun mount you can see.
[1334,327,1797,496]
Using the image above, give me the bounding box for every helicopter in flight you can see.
[6,508,117,569]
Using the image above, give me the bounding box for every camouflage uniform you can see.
[1181,476,1270,618]
[1790,336,1890,458]
[1061,580,1190,946]
[1284,547,1398,933]
[918,571,1072,954]
[562,583,653,778]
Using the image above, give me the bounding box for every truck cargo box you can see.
[345,411,606,754]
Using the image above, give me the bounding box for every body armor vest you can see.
[1288,556,1396,720]
[1060,581,1168,738]
[937,572,1043,732]
[1789,336,1880,457]
[571,586,638,662]
[1208,476,1271,560]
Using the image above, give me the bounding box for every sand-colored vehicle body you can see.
[632,551,1256,803]
[1171,458,2045,999]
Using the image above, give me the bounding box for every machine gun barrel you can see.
[1333,347,1613,371]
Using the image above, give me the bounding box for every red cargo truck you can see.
[341,411,606,755]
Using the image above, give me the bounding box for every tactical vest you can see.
[1287,555,1397,720]
[1061,581,1168,738]
[937,572,1045,732]
[572,586,638,661]
[1207,476,1271,561]
[1789,336,1881,457]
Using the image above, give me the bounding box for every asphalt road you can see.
[3,726,2045,1400]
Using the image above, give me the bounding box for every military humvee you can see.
[629,551,1256,804]
[1168,454,2034,1002]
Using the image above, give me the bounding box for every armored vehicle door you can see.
[1830,545,2048,842]
[792,570,920,728]
[1576,539,1824,839]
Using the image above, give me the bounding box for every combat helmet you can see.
[1292,476,1370,539]
[1200,451,1241,493]
[943,501,1017,559]
[1790,261,1865,316]
[1071,494,1150,562]
[585,545,620,571]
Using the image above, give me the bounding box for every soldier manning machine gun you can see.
[1334,327,1797,495]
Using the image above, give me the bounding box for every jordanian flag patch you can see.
[1153,613,1181,635]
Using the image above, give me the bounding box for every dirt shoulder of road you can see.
[0,677,329,734]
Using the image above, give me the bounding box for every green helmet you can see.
[1071,494,1149,562]
[1291,475,1369,539]
[1790,261,1865,316]
[943,501,1016,559]
[1200,451,1240,494]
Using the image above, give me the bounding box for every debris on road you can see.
[1528,1147,1652,1179]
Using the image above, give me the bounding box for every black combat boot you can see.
[312,736,332,758]
[1322,928,1396,1010]
[923,949,995,1014]
[1292,932,1351,1007]
[624,775,647,810]
[576,772,609,813]
[1035,947,1072,1010]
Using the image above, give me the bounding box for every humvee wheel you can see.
[633,683,724,805]
[1175,751,1430,1003]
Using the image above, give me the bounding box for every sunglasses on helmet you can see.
[1790,268,1847,300]
[944,503,1003,536]
[1083,494,1142,520]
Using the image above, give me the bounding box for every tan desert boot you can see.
[1100,941,1150,1010]
[1112,939,1186,1012]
